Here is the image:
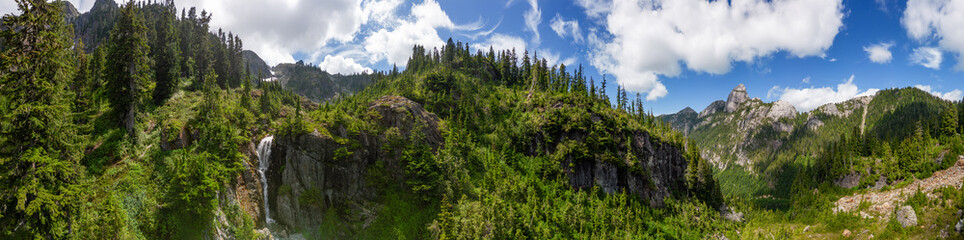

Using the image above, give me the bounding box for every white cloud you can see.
[914,85,963,101]
[590,0,845,101]
[575,0,612,19]
[363,0,461,67]
[178,0,369,66]
[802,76,811,84]
[864,42,894,64]
[524,0,541,44]
[472,34,527,53]
[910,47,943,69]
[362,0,404,26]
[774,75,880,112]
[318,55,372,75]
[549,14,582,43]
[539,49,577,67]
[766,85,782,99]
[902,0,964,70]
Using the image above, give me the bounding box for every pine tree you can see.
[0,0,82,237]
[106,0,153,137]
[151,0,181,104]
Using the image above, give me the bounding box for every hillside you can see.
[271,62,374,103]
[0,1,732,239]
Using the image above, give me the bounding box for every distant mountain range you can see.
[660,84,956,196]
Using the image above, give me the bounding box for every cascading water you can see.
[257,135,275,225]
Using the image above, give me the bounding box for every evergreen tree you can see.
[105,0,153,137]
[0,0,82,237]
[151,0,181,104]
[600,74,608,100]
[944,105,960,137]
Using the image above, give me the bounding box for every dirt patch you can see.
[834,158,964,218]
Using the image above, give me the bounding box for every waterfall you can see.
[257,135,275,225]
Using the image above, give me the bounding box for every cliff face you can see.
[243,50,271,80]
[265,96,442,233]
[564,130,689,207]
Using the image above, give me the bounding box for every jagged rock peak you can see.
[725,84,749,113]
[766,100,797,120]
[700,100,726,118]
[678,107,696,115]
[91,0,118,12]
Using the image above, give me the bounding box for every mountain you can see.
[242,50,271,79]
[661,84,961,198]
[271,62,374,102]
[67,0,119,52]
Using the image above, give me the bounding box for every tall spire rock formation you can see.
[725,84,749,113]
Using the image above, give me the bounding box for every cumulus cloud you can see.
[524,0,541,44]
[902,0,964,70]
[319,55,372,74]
[590,0,845,100]
[914,85,963,101]
[864,42,894,64]
[364,0,467,67]
[178,0,371,66]
[773,75,880,112]
[549,14,582,43]
[910,47,943,69]
[471,33,527,53]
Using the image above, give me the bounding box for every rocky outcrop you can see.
[69,0,119,52]
[834,172,862,189]
[564,130,690,207]
[725,84,749,113]
[265,96,442,233]
[897,206,918,227]
[700,100,726,118]
[766,100,797,120]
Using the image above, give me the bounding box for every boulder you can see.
[956,218,963,232]
[896,206,918,227]
[725,84,749,113]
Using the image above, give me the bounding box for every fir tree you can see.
[105,0,153,137]
[0,0,82,237]
[151,0,181,104]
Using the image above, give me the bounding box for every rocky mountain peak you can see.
[766,100,797,120]
[679,107,696,115]
[91,0,118,12]
[700,100,726,118]
[725,84,749,113]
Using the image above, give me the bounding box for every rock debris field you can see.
[834,158,964,218]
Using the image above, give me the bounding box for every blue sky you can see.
[3,0,962,114]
